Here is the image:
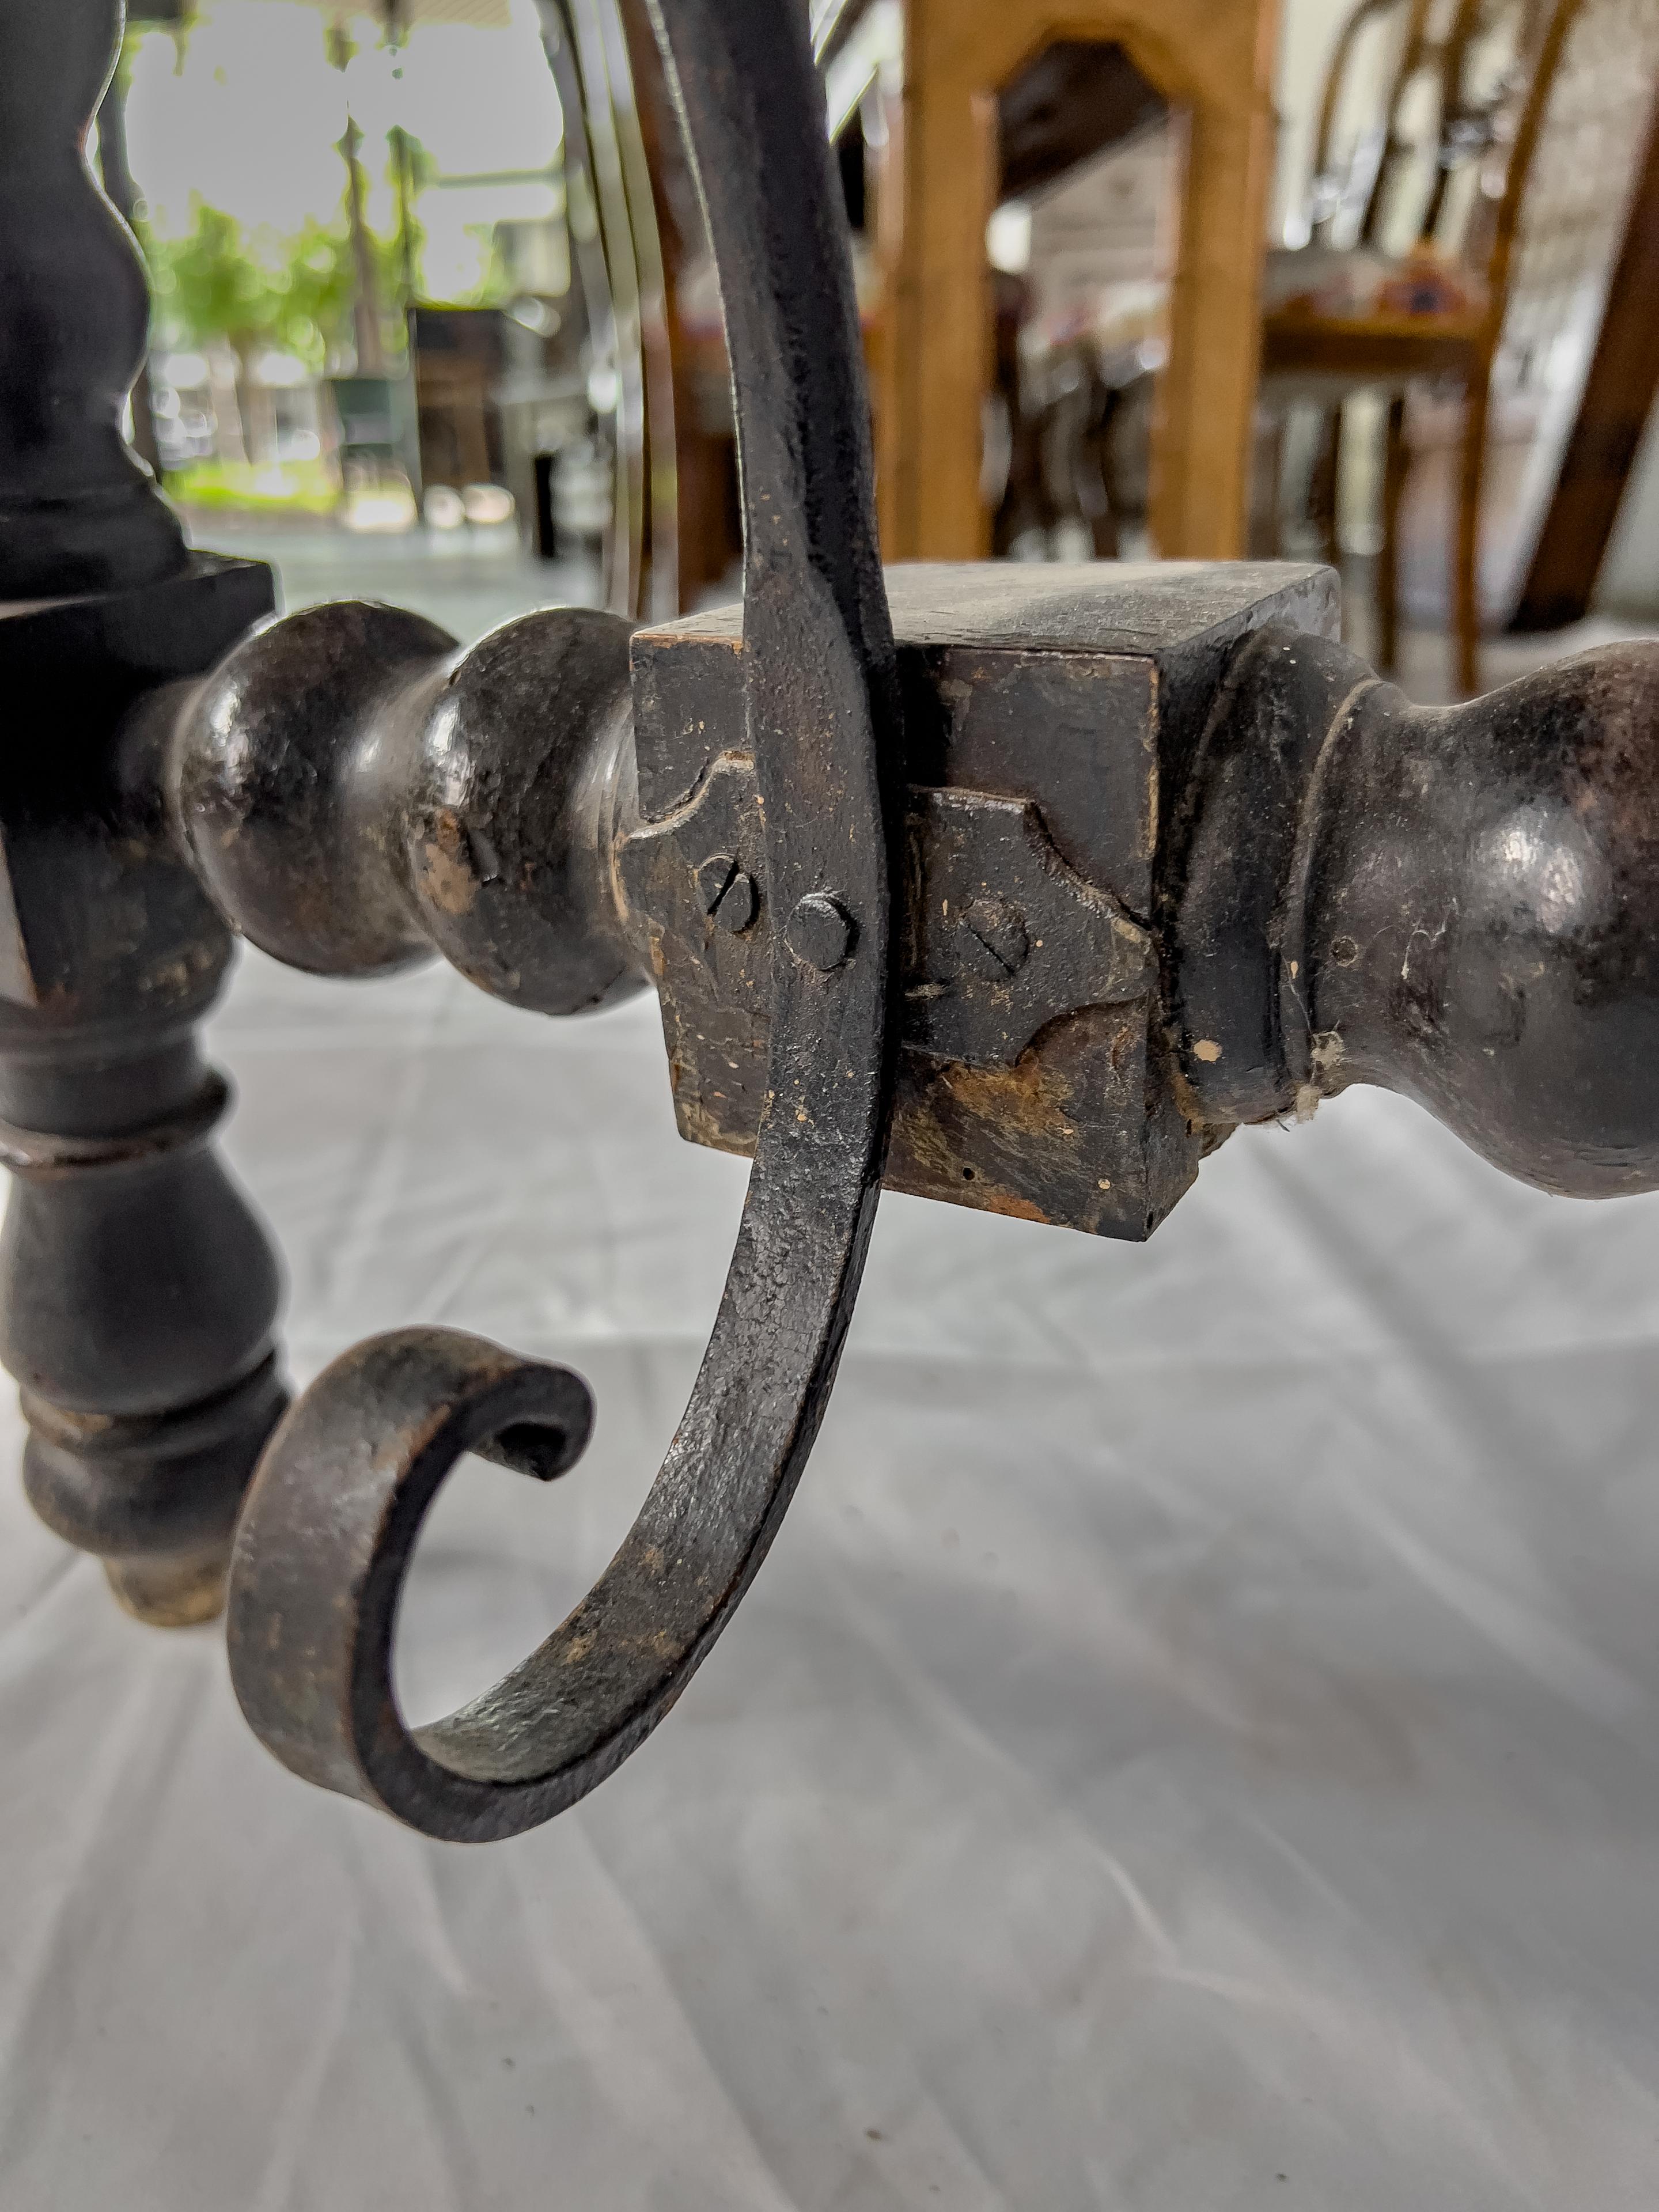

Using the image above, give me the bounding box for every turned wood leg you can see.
[0,562,289,1625]
[1454,368,1491,699]
[1308,403,1343,573]
[1247,404,1287,561]
[0,552,287,1623]
[0,1006,285,1624]
[0,0,289,1621]
[1377,391,1408,677]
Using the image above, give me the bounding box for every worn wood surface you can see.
[626,562,1337,1239]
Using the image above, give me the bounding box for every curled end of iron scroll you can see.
[225,0,902,1841]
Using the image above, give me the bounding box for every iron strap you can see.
[225,0,902,1840]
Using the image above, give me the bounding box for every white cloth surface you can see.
[2,944,1658,2210]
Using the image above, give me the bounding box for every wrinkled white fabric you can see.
[3,925,1659,2209]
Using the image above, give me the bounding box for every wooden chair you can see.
[1262,0,1659,694]
[858,0,1281,563]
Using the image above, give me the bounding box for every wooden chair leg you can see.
[1455,369,1491,698]
[1377,392,1407,677]
[1309,404,1342,570]
[1247,404,1285,559]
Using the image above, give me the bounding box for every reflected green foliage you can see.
[139,190,414,376]
[165,456,342,514]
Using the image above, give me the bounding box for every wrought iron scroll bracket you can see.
[219,0,903,1841]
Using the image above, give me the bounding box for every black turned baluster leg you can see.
[0,1010,286,1628]
[0,0,185,597]
[0,0,287,1622]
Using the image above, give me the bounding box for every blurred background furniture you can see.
[979,47,1168,563]
[410,305,503,497]
[108,0,1659,646]
[828,0,1281,562]
[1262,0,1659,692]
[1510,87,1659,627]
